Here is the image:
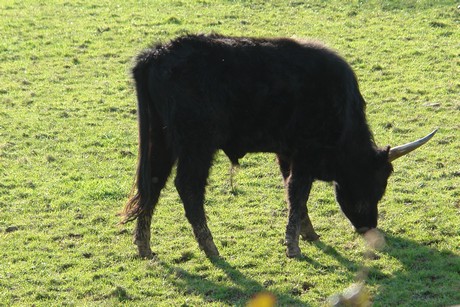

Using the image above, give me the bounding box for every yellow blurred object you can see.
[363,228,385,250]
[328,283,372,307]
[247,292,277,307]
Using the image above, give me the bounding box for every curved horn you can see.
[388,128,438,162]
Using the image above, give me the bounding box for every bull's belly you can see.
[221,136,281,165]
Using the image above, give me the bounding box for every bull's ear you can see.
[375,146,394,176]
[376,146,391,164]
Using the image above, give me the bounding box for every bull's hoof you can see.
[300,220,320,241]
[286,245,302,258]
[136,243,155,259]
[204,248,221,259]
[300,231,320,241]
[201,240,220,259]
[133,240,155,259]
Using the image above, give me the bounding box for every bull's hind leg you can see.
[175,149,219,258]
[134,141,174,258]
[135,212,153,258]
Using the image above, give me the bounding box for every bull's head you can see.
[335,129,438,234]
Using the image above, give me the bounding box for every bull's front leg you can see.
[285,169,314,258]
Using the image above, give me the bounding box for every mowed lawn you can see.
[0,0,459,306]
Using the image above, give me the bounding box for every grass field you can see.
[1,0,459,306]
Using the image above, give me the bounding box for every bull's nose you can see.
[356,227,371,234]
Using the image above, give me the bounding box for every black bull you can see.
[122,34,436,258]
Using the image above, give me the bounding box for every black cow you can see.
[122,34,436,258]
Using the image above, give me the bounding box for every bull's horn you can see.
[388,128,438,162]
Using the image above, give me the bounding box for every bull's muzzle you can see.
[356,227,372,234]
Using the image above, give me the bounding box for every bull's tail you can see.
[122,59,173,224]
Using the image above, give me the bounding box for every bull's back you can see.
[136,34,362,153]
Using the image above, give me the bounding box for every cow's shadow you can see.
[371,233,459,305]
[156,256,310,306]
[153,232,459,306]
[311,232,460,306]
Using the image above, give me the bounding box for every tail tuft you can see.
[121,193,143,224]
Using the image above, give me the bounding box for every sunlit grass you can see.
[0,0,458,306]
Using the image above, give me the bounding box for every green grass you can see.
[1,0,459,306]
